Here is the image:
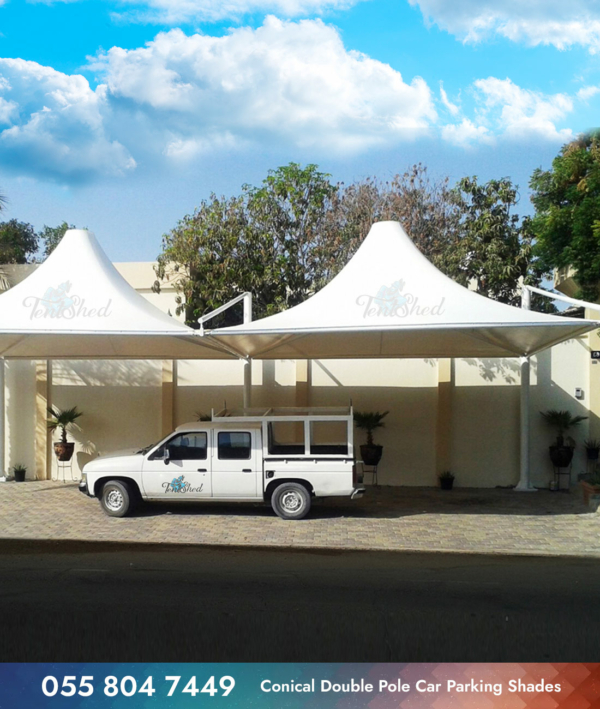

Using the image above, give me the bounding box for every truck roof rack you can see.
[212,406,352,421]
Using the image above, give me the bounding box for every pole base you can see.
[514,483,538,492]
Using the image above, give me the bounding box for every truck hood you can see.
[95,448,140,459]
[83,451,144,474]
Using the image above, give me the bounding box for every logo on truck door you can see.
[163,475,204,493]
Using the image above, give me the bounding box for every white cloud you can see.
[441,119,491,146]
[472,77,573,142]
[439,77,574,146]
[577,85,600,101]
[90,17,436,157]
[439,82,459,116]
[0,18,583,185]
[0,58,135,181]
[409,0,600,52]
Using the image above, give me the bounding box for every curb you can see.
[1,536,600,561]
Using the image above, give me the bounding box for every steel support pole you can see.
[516,286,535,490]
[243,293,253,408]
[0,357,4,477]
[515,356,535,491]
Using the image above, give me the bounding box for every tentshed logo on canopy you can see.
[22,282,112,321]
[357,279,445,318]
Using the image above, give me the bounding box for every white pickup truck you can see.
[79,407,365,520]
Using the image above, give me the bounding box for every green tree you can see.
[530,130,600,301]
[322,165,458,282]
[39,221,75,258]
[443,176,547,307]
[0,219,38,264]
[155,194,251,327]
[154,163,337,327]
[244,162,338,311]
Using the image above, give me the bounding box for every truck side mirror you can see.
[164,447,170,465]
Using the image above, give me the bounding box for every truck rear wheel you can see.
[271,483,311,520]
[100,480,132,518]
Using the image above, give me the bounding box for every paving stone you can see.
[0,482,597,557]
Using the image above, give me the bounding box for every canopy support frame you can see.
[199,292,253,407]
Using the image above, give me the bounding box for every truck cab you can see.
[80,406,365,520]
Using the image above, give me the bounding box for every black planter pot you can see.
[54,441,75,462]
[440,477,454,490]
[13,469,25,482]
[586,448,600,461]
[360,444,383,466]
[549,445,574,468]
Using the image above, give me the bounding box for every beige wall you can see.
[4,343,593,486]
[311,358,438,486]
[5,360,37,477]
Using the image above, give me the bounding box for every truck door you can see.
[211,429,259,498]
[142,432,212,498]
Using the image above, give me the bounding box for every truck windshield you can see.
[136,440,162,455]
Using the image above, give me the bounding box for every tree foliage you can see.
[0,219,38,264]
[156,162,549,328]
[445,177,545,307]
[530,130,600,301]
[320,165,458,285]
[155,163,337,326]
[39,221,75,258]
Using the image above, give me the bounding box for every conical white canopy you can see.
[210,221,598,359]
[0,230,230,359]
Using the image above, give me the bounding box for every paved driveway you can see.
[0,481,598,557]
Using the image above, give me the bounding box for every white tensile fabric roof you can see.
[208,221,599,359]
[0,229,230,359]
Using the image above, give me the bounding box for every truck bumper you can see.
[351,487,366,500]
[78,479,89,496]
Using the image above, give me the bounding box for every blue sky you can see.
[1,0,600,261]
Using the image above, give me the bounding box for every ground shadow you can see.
[124,485,590,520]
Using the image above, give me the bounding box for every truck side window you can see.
[310,421,348,456]
[165,433,208,461]
[268,421,305,455]
[218,432,251,460]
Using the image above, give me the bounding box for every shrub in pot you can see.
[585,438,600,461]
[540,409,587,468]
[12,463,26,482]
[439,470,455,490]
[354,410,389,466]
[581,471,600,506]
[47,406,83,462]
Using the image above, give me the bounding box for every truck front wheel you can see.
[100,480,132,518]
[271,483,311,520]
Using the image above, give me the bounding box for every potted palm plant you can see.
[438,470,455,490]
[540,409,587,468]
[354,410,389,466]
[47,406,83,462]
[12,463,26,482]
[584,438,600,461]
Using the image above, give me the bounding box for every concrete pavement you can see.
[0,481,598,558]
